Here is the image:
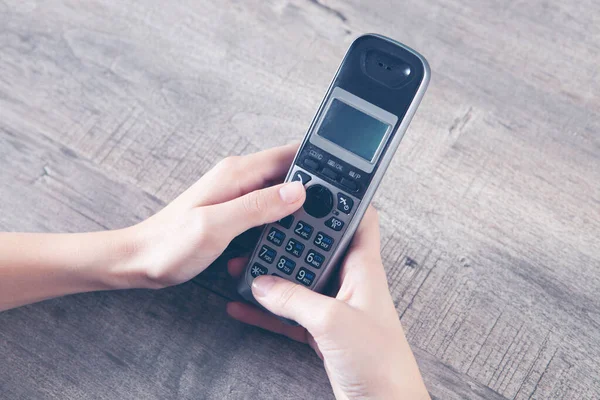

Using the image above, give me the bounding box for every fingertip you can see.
[279,181,305,204]
[227,257,248,278]
[226,302,245,319]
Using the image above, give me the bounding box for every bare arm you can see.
[0,143,305,312]
[0,230,140,311]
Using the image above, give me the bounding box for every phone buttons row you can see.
[252,261,315,287]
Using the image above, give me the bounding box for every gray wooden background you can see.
[1,1,599,399]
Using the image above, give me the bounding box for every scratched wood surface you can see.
[1,1,599,399]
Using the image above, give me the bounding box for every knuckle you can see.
[216,155,242,172]
[242,191,266,216]
[278,283,303,311]
[368,205,379,220]
[315,301,342,331]
[190,209,220,249]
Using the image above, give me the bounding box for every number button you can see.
[258,245,276,264]
[294,221,314,240]
[250,263,268,278]
[266,227,286,246]
[325,216,344,231]
[336,193,354,214]
[296,267,316,286]
[285,238,305,258]
[305,250,325,269]
[277,215,294,229]
[276,256,296,275]
[314,232,334,251]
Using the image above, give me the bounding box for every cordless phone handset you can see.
[238,34,430,316]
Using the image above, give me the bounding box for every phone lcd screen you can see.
[316,99,390,162]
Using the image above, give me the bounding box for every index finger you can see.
[180,142,299,208]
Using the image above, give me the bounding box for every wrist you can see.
[97,226,156,291]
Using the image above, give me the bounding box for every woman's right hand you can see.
[227,207,430,400]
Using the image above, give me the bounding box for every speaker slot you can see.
[363,50,413,88]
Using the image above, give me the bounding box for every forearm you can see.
[0,229,145,311]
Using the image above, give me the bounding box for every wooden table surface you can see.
[1,1,599,399]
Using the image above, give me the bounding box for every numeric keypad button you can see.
[258,245,276,264]
[294,221,314,240]
[276,256,296,275]
[285,238,305,258]
[296,267,316,287]
[314,232,334,251]
[336,193,354,214]
[277,215,294,229]
[305,250,325,269]
[325,216,344,231]
[266,227,285,246]
[250,263,268,278]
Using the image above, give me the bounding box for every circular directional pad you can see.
[303,184,334,219]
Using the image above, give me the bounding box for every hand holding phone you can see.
[228,207,431,399]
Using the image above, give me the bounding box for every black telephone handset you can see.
[238,34,430,313]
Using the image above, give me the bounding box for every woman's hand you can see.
[0,144,306,311]
[122,143,306,288]
[227,207,430,400]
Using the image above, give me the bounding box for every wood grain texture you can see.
[0,0,599,399]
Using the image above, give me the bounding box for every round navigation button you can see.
[303,185,334,219]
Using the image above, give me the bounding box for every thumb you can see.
[251,275,339,331]
[205,181,305,241]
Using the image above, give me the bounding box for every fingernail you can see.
[252,275,277,297]
[279,181,304,204]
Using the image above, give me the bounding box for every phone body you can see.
[238,34,430,311]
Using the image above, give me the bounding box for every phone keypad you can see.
[246,166,359,289]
